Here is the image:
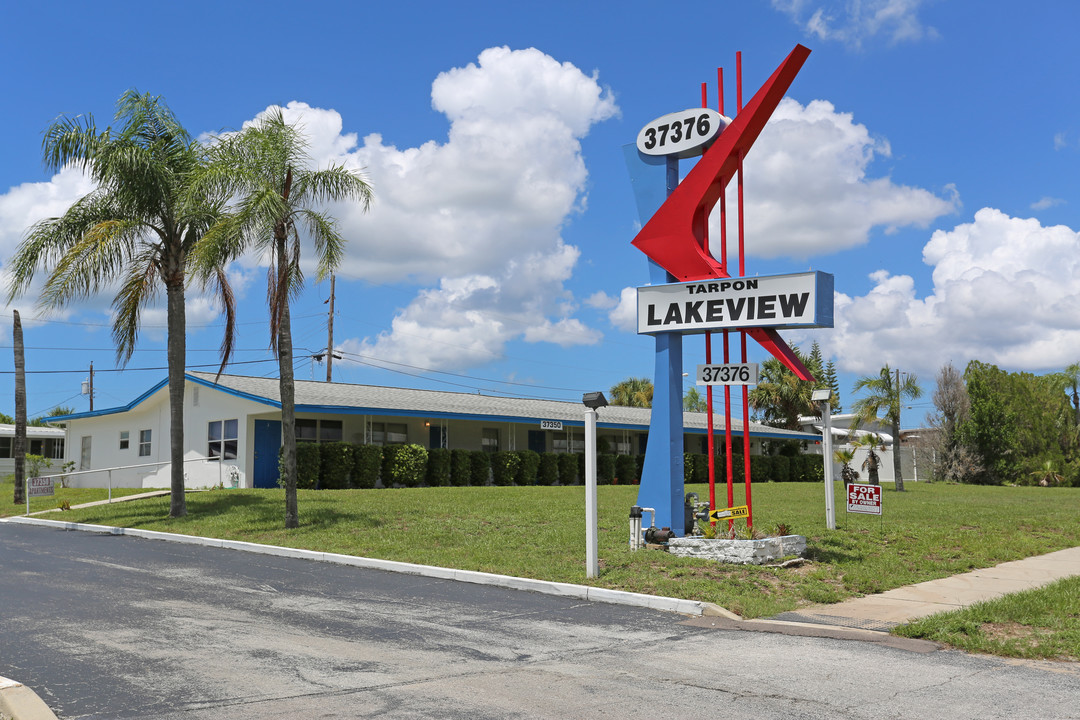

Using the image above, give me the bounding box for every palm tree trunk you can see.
[277,238,299,529]
[892,418,905,492]
[13,310,25,505]
[166,273,187,518]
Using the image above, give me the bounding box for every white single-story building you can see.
[799,412,918,482]
[0,424,67,476]
[52,371,818,490]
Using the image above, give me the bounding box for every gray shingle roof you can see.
[188,371,816,440]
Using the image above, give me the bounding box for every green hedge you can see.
[469,451,491,486]
[615,454,638,485]
[538,453,560,485]
[319,442,354,489]
[490,451,520,486]
[597,453,616,484]
[514,450,541,486]
[426,448,451,487]
[382,444,427,488]
[293,442,321,489]
[352,444,382,489]
[558,453,578,485]
[450,449,472,487]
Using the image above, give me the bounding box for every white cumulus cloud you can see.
[773,0,939,50]
[811,208,1080,375]
[714,98,957,260]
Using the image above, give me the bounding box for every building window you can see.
[296,419,343,444]
[482,428,500,453]
[0,437,10,458]
[208,419,238,460]
[602,436,631,455]
[296,419,318,443]
[120,431,129,450]
[320,420,343,443]
[138,429,152,457]
[369,422,407,446]
[43,438,65,459]
[552,431,584,454]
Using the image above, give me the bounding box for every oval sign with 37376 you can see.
[636,108,729,159]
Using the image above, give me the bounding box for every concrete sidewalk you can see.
[770,546,1080,631]
[28,489,172,516]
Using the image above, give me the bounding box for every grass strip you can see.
[894,576,1080,660]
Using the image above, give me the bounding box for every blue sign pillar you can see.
[623,145,685,534]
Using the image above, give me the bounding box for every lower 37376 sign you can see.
[846,483,882,516]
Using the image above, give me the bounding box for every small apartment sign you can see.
[28,476,54,498]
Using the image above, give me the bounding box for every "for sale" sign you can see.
[846,483,882,515]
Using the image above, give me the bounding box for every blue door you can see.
[253,420,282,488]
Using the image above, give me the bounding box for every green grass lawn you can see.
[30,481,1080,632]
[0,476,152,517]
[893,576,1080,661]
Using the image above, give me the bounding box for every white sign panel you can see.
[696,363,759,386]
[540,420,563,431]
[637,271,833,335]
[636,108,728,159]
[28,476,54,498]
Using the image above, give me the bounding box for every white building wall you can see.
[63,380,275,489]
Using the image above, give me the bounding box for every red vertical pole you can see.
[700,82,718,520]
[717,65,734,532]
[736,51,753,532]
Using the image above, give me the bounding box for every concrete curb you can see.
[1,516,726,618]
[0,676,59,720]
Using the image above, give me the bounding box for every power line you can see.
[0,357,279,375]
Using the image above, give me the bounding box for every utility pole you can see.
[894,367,905,492]
[326,274,335,383]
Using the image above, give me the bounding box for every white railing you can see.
[32,456,240,504]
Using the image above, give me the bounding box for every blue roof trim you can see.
[48,378,171,421]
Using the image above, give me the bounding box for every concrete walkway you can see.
[770,546,1080,631]
[27,489,172,516]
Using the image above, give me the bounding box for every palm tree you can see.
[855,433,887,486]
[683,386,708,412]
[852,365,922,491]
[7,91,234,518]
[13,310,26,505]
[609,377,653,408]
[748,347,832,430]
[833,447,859,484]
[192,108,373,529]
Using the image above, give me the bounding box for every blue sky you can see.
[1,0,1078,428]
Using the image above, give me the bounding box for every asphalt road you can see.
[2,522,1078,719]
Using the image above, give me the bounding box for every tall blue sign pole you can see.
[623,147,685,534]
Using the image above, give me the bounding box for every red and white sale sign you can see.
[846,483,882,515]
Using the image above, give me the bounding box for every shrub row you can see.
[283,443,823,489]
[682,452,825,484]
